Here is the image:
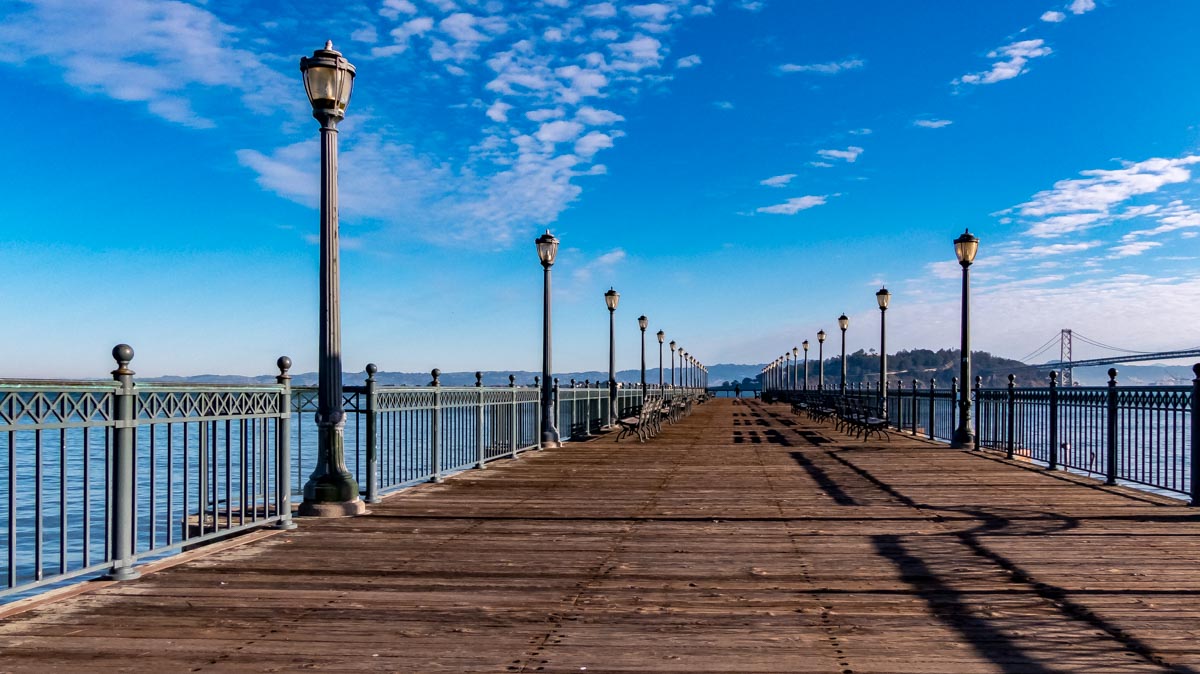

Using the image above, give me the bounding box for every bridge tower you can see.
[1060,329,1073,387]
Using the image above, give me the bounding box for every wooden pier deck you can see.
[2,398,1200,673]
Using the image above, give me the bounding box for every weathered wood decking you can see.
[3,398,1200,673]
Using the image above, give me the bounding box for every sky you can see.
[2,0,1199,378]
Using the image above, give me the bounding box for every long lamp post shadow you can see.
[876,287,890,415]
[537,231,560,448]
[838,314,849,395]
[298,41,365,518]
[817,330,826,391]
[951,230,980,449]
[605,288,619,427]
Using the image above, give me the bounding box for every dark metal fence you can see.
[769,367,1198,503]
[1,347,707,601]
[0,348,292,601]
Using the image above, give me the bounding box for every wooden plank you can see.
[1,398,1198,672]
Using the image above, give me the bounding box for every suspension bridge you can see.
[1022,328,1200,385]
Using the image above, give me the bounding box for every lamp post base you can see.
[950,429,975,450]
[540,430,562,449]
[298,499,367,517]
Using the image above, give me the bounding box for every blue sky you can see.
[2,0,1199,378]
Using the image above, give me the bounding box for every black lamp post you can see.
[299,42,364,517]
[605,288,619,426]
[537,231,560,448]
[657,330,665,390]
[791,347,799,391]
[669,340,677,389]
[838,314,849,394]
[638,316,648,395]
[817,330,826,391]
[876,287,891,415]
[802,340,809,390]
[951,230,979,449]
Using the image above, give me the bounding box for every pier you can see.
[3,398,1200,672]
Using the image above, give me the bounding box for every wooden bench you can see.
[616,402,659,443]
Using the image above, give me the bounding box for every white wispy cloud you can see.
[1041,11,1066,22]
[817,146,864,163]
[1109,241,1161,258]
[676,54,702,68]
[914,119,953,129]
[0,0,297,128]
[954,39,1052,86]
[760,174,796,188]
[757,195,828,215]
[1070,0,1097,15]
[779,58,865,75]
[713,100,735,110]
[809,161,834,168]
[1014,156,1200,238]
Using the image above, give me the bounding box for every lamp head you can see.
[954,229,980,267]
[876,286,891,310]
[300,41,355,121]
[604,287,619,311]
[535,230,559,267]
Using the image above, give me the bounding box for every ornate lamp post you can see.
[802,340,809,390]
[656,330,665,390]
[951,230,979,449]
[838,314,849,394]
[817,330,827,391]
[605,288,619,426]
[876,287,891,414]
[791,347,799,391]
[299,42,364,517]
[638,315,648,395]
[537,231,560,447]
[669,340,677,388]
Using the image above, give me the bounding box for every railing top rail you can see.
[0,380,119,392]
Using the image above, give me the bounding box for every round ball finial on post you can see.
[277,356,292,376]
[1108,368,1119,383]
[431,368,441,386]
[1049,370,1058,384]
[1193,363,1200,379]
[1008,373,1016,385]
[475,371,483,387]
[111,344,135,376]
[365,363,378,378]
[509,374,516,388]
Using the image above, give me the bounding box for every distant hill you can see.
[144,352,1198,389]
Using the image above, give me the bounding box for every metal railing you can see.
[1,347,708,601]
[770,367,1198,503]
[0,348,292,600]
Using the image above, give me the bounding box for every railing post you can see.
[1190,364,1199,506]
[910,379,918,435]
[1048,371,1059,471]
[928,379,935,440]
[364,364,380,504]
[550,378,559,450]
[510,376,519,458]
[1006,374,1016,460]
[431,369,442,483]
[1106,368,1118,486]
[973,376,982,450]
[105,344,140,581]
[275,357,297,530]
[950,378,958,443]
[476,372,486,469]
